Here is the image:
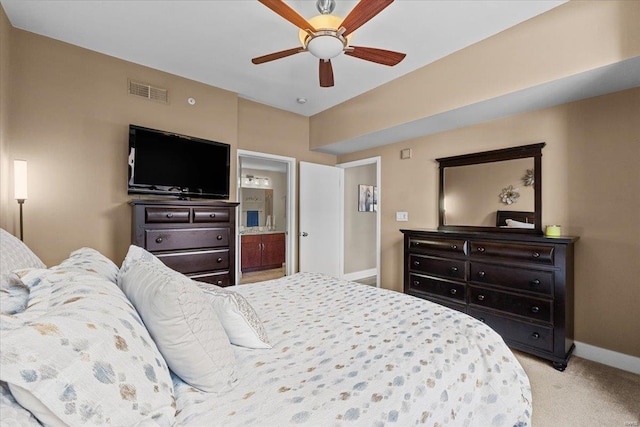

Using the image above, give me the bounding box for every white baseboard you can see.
[342,268,377,282]
[574,341,640,375]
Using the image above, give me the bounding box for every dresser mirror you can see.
[437,143,545,234]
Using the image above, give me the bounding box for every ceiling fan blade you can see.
[344,46,406,66]
[340,0,394,37]
[319,59,334,87]
[252,47,304,64]
[258,0,317,32]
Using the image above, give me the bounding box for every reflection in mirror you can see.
[438,143,544,234]
[444,158,534,226]
[239,169,286,233]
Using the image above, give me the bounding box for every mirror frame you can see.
[437,142,545,235]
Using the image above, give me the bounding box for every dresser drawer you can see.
[145,207,190,223]
[409,274,465,302]
[193,208,230,223]
[468,308,554,352]
[468,286,552,323]
[469,241,554,265]
[146,228,229,251]
[156,249,229,274]
[190,271,231,287]
[409,238,466,256]
[409,255,466,280]
[470,262,553,296]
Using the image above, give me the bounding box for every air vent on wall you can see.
[128,79,168,104]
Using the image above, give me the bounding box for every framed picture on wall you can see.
[358,184,377,212]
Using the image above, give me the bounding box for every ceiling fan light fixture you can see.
[306,34,345,60]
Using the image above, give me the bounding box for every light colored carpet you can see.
[513,350,640,426]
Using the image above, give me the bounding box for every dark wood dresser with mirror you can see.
[131,199,239,287]
[402,143,579,371]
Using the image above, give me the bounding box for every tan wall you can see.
[343,163,376,274]
[0,7,11,226]
[311,0,640,149]
[2,28,335,267]
[338,87,640,358]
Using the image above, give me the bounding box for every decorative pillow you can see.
[0,267,176,426]
[196,282,271,349]
[0,228,46,315]
[505,219,535,229]
[52,247,119,283]
[117,245,238,393]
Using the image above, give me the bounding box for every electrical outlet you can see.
[396,211,408,221]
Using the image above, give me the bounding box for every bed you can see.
[0,228,532,426]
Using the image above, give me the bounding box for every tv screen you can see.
[128,125,230,199]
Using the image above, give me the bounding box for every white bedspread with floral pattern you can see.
[173,273,532,426]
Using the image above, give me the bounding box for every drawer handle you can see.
[450,288,457,295]
[216,280,223,286]
[477,247,486,253]
[531,279,541,286]
[477,271,486,278]
[216,257,223,263]
[155,237,163,244]
[450,266,458,273]
[210,213,216,218]
[413,261,420,266]
[531,332,540,340]
[217,235,223,240]
[532,252,541,258]
[166,213,173,218]
[477,295,485,301]
[413,280,420,286]
[451,244,457,250]
[531,306,540,314]
[479,318,485,323]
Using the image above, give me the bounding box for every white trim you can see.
[236,150,297,283]
[574,341,640,375]
[337,156,381,288]
[342,268,377,282]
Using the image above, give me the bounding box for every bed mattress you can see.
[172,272,532,426]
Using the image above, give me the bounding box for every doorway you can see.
[298,157,381,287]
[236,150,296,285]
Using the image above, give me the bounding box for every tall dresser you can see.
[131,199,239,286]
[401,229,578,371]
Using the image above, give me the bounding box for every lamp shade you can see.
[14,160,28,200]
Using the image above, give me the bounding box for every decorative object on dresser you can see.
[402,230,578,371]
[130,199,239,286]
[241,233,285,272]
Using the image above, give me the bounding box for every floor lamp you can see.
[14,160,28,241]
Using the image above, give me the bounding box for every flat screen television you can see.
[127,125,230,199]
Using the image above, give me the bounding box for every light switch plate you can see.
[396,211,408,221]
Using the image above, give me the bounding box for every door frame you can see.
[337,156,381,287]
[236,149,297,284]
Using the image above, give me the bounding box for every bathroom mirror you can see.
[437,143,545,234]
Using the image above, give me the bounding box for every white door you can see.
[299,162,341,276]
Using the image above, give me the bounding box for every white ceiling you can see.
[2,0,567,117]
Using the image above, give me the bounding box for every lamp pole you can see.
[17,199,25,241]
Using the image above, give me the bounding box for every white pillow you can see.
[117,245,238,393]
[0,267,176,426]
[505,219,535,229]
[0,228,46,314]
[197,283,271,349]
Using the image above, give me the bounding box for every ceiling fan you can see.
[252,0,406,88]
